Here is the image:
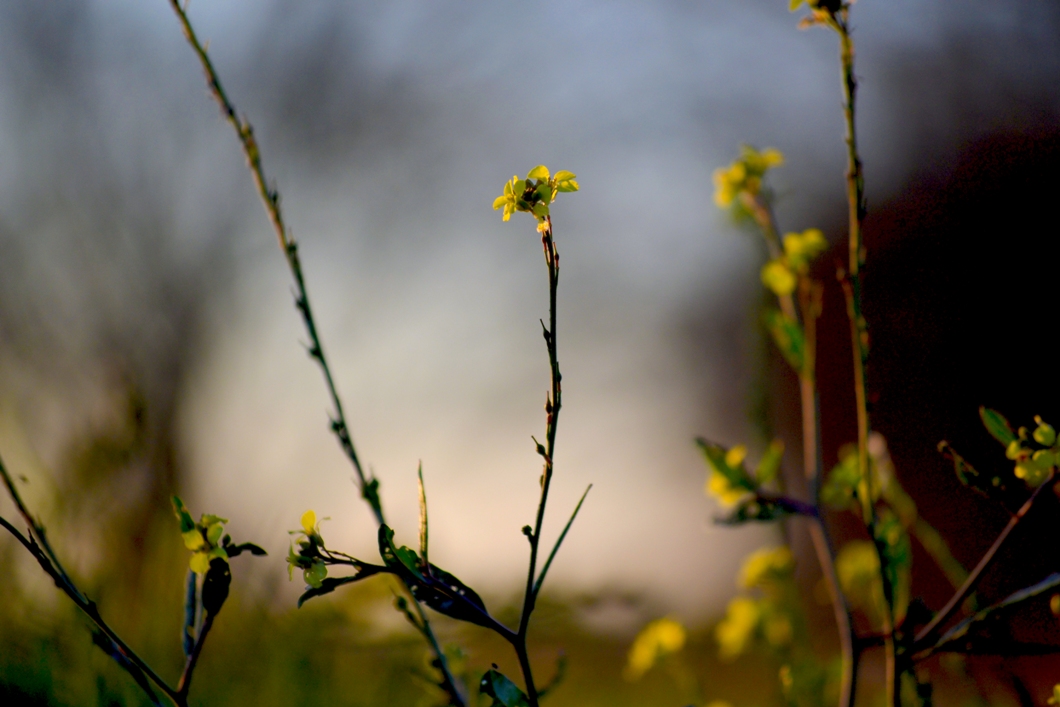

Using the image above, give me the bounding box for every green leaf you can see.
[695,439,756,491]
[379,527,496,628]
[534,485,592,597]
[821,453,860,510]
[206,523,224,545]
[789,0,806,10]
[527,165,549,181]
[304,561,327,589]
[480,669,530,707]
[980,407,1017,446]
[763,308,805,372]
[554,179,579,193]
[172,496,195,533]
[755,439,784,485]
[552,170,576,182]
[378,525,423,579]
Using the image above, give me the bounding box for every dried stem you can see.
[165,3,465,703]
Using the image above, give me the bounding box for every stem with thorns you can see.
[165,3,465,703]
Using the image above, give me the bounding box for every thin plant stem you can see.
[0,453,184,707]
[828,8,899,703]
[176,612,215,700]
[511,216,562,707]
[912,472,1054,652]
[798,278,858,707]
[753,196,857,707]
[165,3,465,703]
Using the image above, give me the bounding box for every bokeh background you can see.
[2,1,1060,705]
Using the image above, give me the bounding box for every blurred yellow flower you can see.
[624,617,687,680]
[712,146,784,210]
[706,472,749,507]
[716,596,760,660]
[761,260,797,297]
[739,546,794,590]
[835,540,883,616]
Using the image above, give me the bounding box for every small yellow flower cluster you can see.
[705,445,749,507]
[716,545,798,661]
[702,439,783,511]
[493,165,578,230]
[834,540,882,617]
[739,546,794,590]
[712,145,783,209]
[287,510,328,588]
[1048,684,1060,705]
[624,617,687,681]
[1006,416,1057,486]
[716,597,759,660]
[760,228,828,297]
[173,496,229,574]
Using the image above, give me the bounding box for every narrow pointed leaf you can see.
[695,439,755,491]
[534,485,592,597]
[480,668,530,707]
[980,407,1017,446]
[755,439,784,485]
[418,463,429,570]
[763,308,805,372]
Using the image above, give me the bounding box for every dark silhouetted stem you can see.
[513,216,561,707]
[913,474,1053,652]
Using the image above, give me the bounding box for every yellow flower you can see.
[761,260,797,297]
[493,166,578,224]
[764,614,794,648]
[1048,684,1060,705]
[782,228,828,270]
[739,546,794,589]
[835,541,883,614]
[716,596,760,660]
[624,617,687,680]
[301,509,317,534]
[713,146,784,211]
[707,472,749,507]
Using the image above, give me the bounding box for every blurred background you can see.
[2,1,1060,705]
